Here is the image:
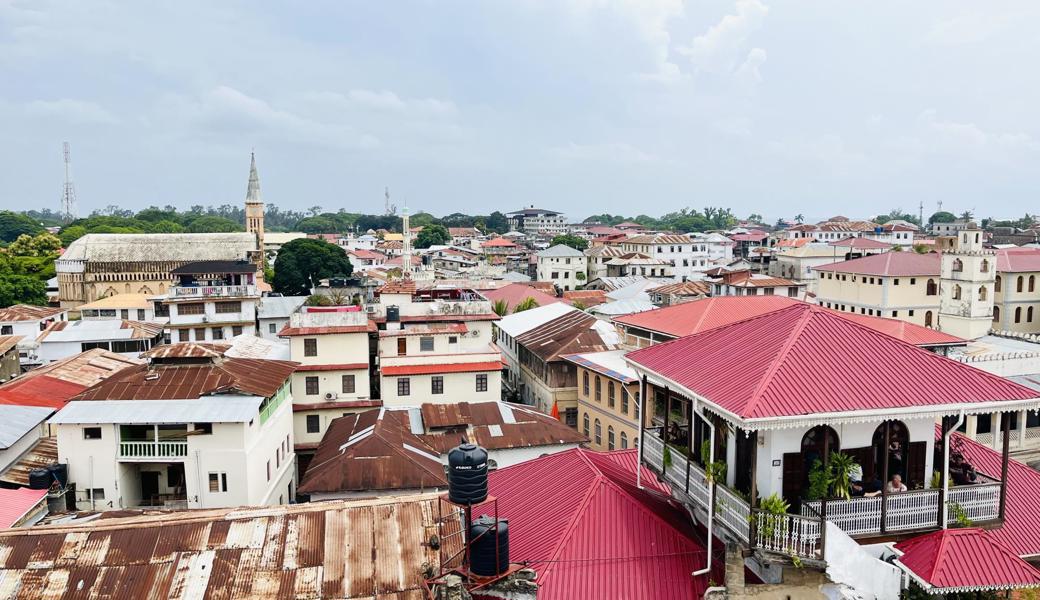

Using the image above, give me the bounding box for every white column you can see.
[992,413,1003,451]
[966,415,978,438]
[1019,410,1027,448]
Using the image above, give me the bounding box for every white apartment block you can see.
[162,261,260,343]
[536,245,587,291]
[50,351,297,511]
[507,207,568,236]
[617,234,729,281]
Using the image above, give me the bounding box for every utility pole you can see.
[60,142,78,222]
[918,200,924,227]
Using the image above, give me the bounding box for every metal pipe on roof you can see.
[636,375,647,490]
[941,409,965,529]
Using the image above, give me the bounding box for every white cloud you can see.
[24,98,118,124]
[917,109,1040,153]
[734,47,767,86]
[549,141,659,164]
[678,0,769,74]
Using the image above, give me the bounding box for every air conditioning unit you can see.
[365,306,377,314]
[324,392,338,401]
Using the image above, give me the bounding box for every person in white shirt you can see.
[885,473,907,493]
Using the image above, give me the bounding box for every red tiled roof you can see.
[278,322,375,336]
[486,448,720,600]
[380,360,503,376]
[895,528,1040,593]
[996,247,1040,273]
[0,488,47,528]
[72,358,296,401]
[294,363,369,372]
[348,249,385,260]
[481,283,565,313]
[561,289,608,307]
[829,236,893,249]
[814,251,940,276]
[626,303,1037,422]
[379,279,417,295]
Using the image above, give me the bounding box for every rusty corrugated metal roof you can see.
[0,305,65,322]
[72,358,296,401]
[0,437,57,486]
[514,310,612,363]
[0,493,455,599]
[141,342,232,359]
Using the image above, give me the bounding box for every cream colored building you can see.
[993,248,1040,333]
[563,350,641,452]
[814,252,942,327]
[536,244,587,291]
[280,308,375,453]
[936,228,995,340]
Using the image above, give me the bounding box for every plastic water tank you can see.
[447,443,488,505]
[469,515,509,576]
[386,305,400,323]
[28,468,52,490]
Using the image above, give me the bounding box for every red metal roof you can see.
[0,349,140,410]
[481,283,565,313]
[0,488,46,528]
[996,247,1040,273]
[614,296,962,347]
[486,448,720,600]
[829,236,893,249]
[626,303,1037,421]
[380,360,503,376]
[814,251,940,276]
[728,232,768,242]
[278,322,375,336]
[895,528,1040,593]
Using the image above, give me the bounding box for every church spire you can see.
[245,150,262,204]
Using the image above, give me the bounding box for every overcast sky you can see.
[2,1,1038,222]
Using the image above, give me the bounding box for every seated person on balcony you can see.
[850,465,883,497]
[950,454,978,486]
[885,473,908,493]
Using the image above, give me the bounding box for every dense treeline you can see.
[583,207,739,232]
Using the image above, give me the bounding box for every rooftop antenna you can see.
[918,200,924,227]
[60,142,78,222]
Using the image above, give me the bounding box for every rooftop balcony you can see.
[170,284,258,299]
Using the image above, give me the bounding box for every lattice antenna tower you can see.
[385,186,397,216]
[60,142,78,222]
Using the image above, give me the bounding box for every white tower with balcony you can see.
[939,224,995,340]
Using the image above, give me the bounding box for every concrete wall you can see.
[816,272,939,326]
[824,523,903,599]
[536,256,587,291]
[576,367,640,451]
[994,270,1040,333]
[380,370,501,407]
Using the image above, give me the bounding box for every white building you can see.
[256,295,307,341]
[279,307,375,454]
[507,207,568,236]
[536,244,587,291]
[618,234,719,281]
[50,348,296,510]
[162,260,261,343]
[0,305,68,365]
[35,319,164,365]
[76,294,160,323]
[495,302,574,396]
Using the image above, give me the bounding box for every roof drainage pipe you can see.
[941,410,965,529]
[693,398,715,578]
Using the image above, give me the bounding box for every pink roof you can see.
[895,528,1040,593]
[829,236,893,249]
[626,303,1037,421]
[616,296,962,347]
[996,247,1040,273]
[349,249,385,260]
[0,488,46,528]
[814,251,940,276]
[486,448,720,600]
[482,237,517,248]
[728,232,768,242]
[380,360,503,376]
[481,283,565,312]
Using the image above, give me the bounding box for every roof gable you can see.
[895,528,1040,593]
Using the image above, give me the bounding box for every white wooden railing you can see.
[119,440,188,459]
[752,511,822,560]
[171,285,256,298]
[948,482,1001,524]
[885,489,941,532]
[804,496,882,537]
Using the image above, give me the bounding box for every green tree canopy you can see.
[550,234,588,251]
[0,211,44,243]
[8,233,62,257]
[272,238,354,296]
[0,274,46,307]
[415,224,450,248]
[185,215,241,233]
[929,211,957,224]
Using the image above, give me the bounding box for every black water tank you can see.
[447,443,488,505]
[28,468,52,490]
[469,515,509,576]
[386,305,400,323]
[48,463,68,488]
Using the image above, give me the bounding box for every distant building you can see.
[76,294,160,322]
[706,269,805,299]
[256,295,307,341]
[814,252,943,327]
[161,260,261,343]
[0,305,67,366]
[536,244,587,291]
[508,206,568,235]
[34,319,163,365]
[617,234,721,280]
[994,247,1040,333]
[562,350,641,452]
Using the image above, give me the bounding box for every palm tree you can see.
[492,299,510,317]
[794,214,805,224]
[513,297,540,313]
[960,210,974,221]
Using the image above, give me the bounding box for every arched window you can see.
[607,381,615,408]
[978,286,987,301]
[1018,276,1025,293]
[800,426,840,469]
[872,420,910,482]
[594,376,601,402]
[608,426,615,450]
[594,419,602,446]
[124,283,131,293]
[952,258,963,272]
[952,285,961,300]
[993,306,1000,323]
[1030,307,1035,323]
[926,279,938,296]
[1016,307,1023,323]
[582,371,589,396]
[621,389,629,415]
[925,311,934,327]
[1031,276,1036,293]
[981,259,989,273]
[996,276,1002,292]
[583,413,589,436]
[620,431,628,449]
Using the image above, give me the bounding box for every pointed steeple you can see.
[245,151,262,204]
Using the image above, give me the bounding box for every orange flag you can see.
[550,401,560,420]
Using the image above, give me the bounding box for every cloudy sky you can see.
[1,1,1038,221]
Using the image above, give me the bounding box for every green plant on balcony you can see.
[662,444,673,470]
[806,460,829,501]
[828,452,855,500]
[754,493,790,540]
[949,502,973,528]
[700,439,727,484]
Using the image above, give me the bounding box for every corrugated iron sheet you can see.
[894,528,1040,591]
[0,494,454,599]
[73,358,295,401]
[0,437,57,486]
[514,310,612,363]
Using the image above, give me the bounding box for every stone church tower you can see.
[938,223,995,340]
[244,152,266,274]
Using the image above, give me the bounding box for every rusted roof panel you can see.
[0,437,58,486]
[0,305,65,323]
[0,494,455,599]
[141,342,232,359]
[72,358,296,401]
[514,310,612,362]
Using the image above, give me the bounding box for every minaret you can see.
[938,223,994,340]
[401,207,413,276]
[244,152,266,275]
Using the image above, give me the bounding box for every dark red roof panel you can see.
[895,528,1040,592]
[626,303,1037,421]
[380,360,502,376]
[814,251,940,276]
